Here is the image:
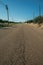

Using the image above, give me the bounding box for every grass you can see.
[0,24,9,28]
[0,24,6,27]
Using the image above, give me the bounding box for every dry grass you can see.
[28,23,43,30]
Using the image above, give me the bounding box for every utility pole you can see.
[33,11,35,19]
[6,5,9,25]
[39,4,41,24]
[39,4,41,16]
[0,1,9,25]
[33,11,35,23]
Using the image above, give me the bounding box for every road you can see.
[0,24,43,65]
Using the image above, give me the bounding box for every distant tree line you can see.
[0,19,15,23]
[26,16,43,24]
[0,19,8,23]
[0,19,16,27]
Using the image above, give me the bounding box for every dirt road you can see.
[0,24,43,65]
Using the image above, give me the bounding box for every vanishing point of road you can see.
[0,24,43,65]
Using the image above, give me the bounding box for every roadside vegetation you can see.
[0,19,18,28]
[25,16,43,26]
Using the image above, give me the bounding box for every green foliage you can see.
[0,19,9,23]
[34,16,43,24]
[26,20,33,23]
[0,19,16,27]
[26,16,43,24]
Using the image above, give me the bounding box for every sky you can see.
[0,0,43,22]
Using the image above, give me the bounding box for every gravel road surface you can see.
[0,24,43,65]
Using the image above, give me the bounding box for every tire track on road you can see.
[14,25,26,65]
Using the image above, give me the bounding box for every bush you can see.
[26,16,43,24]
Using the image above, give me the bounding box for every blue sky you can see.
[0,0,43,22]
